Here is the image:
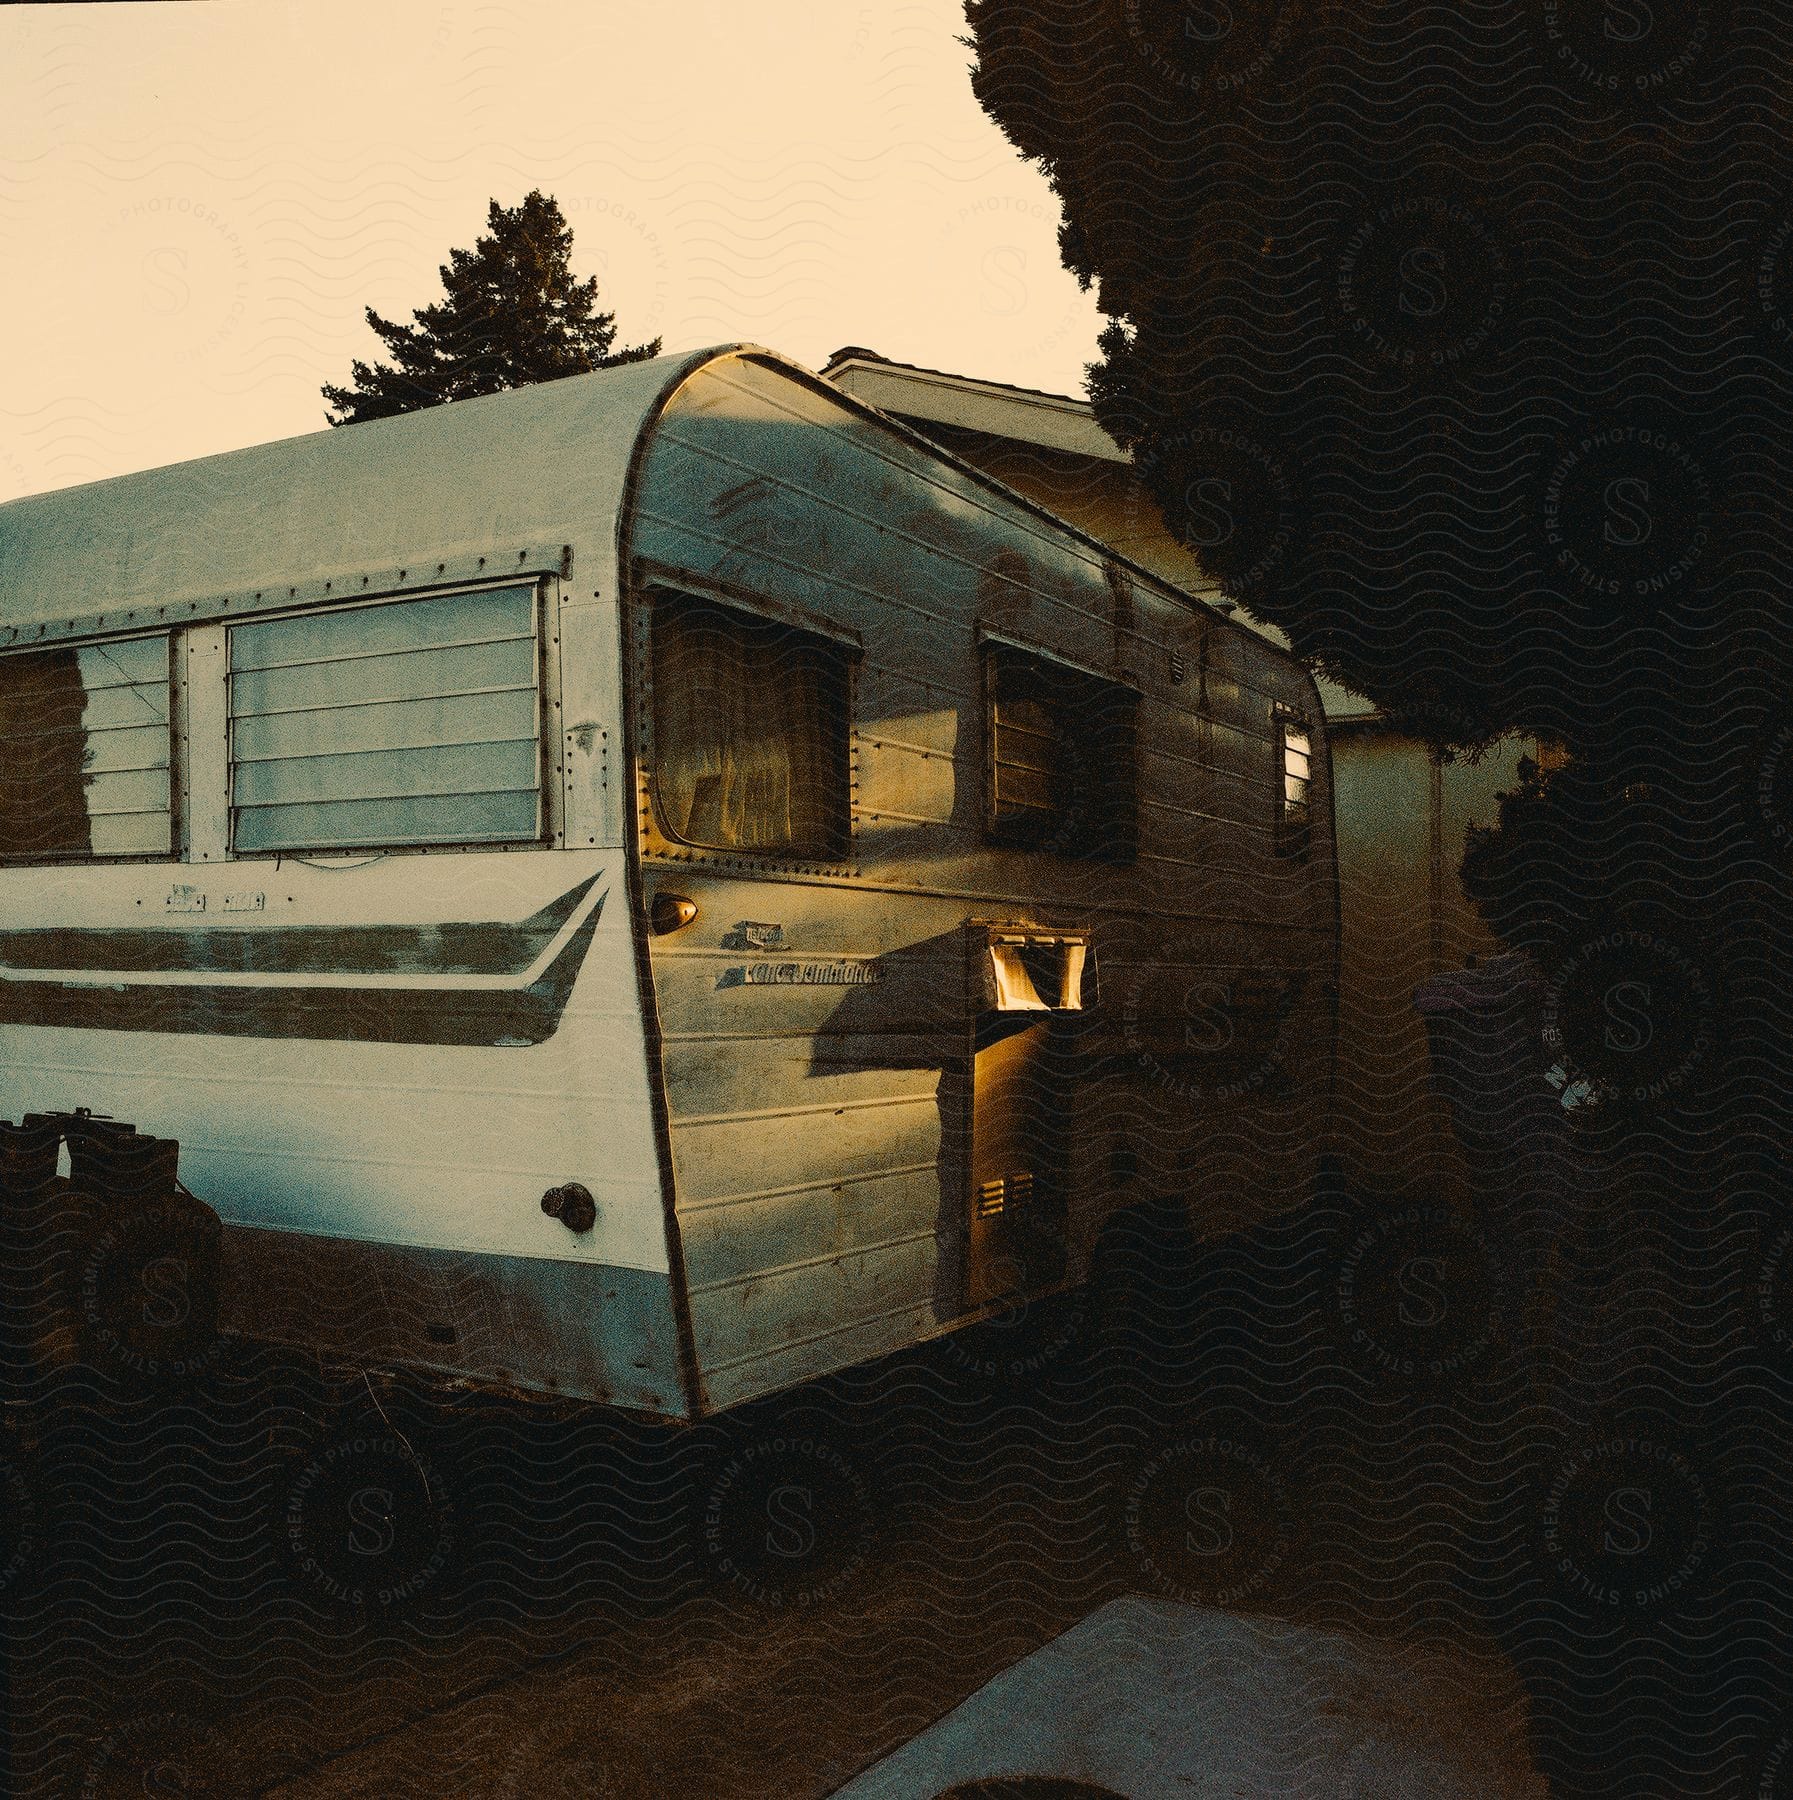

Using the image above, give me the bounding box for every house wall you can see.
[894,420,1213,595]
[1329,726,1529,1199]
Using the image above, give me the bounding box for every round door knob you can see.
[540,1182,597,1233]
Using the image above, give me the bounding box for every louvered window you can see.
[228,584,541,853]
[0,635,172,859]
[985,643,1137,862]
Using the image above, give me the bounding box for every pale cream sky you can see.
[0,0,1102,499]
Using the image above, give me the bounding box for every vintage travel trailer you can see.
[0,346,1336,1417]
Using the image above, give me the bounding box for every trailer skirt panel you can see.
[222,1224,687,1415]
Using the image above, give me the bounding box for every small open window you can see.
[1274,703,1312,854]
[650,592,852,861]
[0,635,172,861]
[985,642,1138,862]
[976,926,1091,1013]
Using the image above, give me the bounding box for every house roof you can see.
[821,346,1379,725]
[820,347,1129,464]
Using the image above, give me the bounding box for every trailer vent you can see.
[975,1172,1033,1220]
[980,928,1090,1013]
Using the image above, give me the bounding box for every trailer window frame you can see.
[634,575,860,877]
[979,634,1140,865]
[0,630,177,866]
[220,576,555,860]
[1273,701,1313,856]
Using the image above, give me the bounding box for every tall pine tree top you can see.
[322,190,661,426]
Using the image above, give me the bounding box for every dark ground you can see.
[3,1168,1788,1798]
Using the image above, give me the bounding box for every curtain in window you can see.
[652,596,845,858]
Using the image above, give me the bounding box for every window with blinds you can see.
[228,584,542,854]
[0,636,172,859]
[985,643,1138,862]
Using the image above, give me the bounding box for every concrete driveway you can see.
[831,1594,1544,1799]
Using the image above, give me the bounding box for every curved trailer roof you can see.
[0,344,1246,658]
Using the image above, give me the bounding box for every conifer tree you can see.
[323,190,660,425]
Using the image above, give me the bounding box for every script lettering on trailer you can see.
[716,960,882,989]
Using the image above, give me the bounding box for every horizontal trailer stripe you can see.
[669,1090,939,1128]
[685,1227,937,1296]
[637,858,1333,927]
[0,884,607,1043]
[674,1160,939,1216]
[0,873,601,977]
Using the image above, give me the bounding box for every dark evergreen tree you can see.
[962,16,1793,1787]
[322,190,660,425]
[965,1,1793,1157]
